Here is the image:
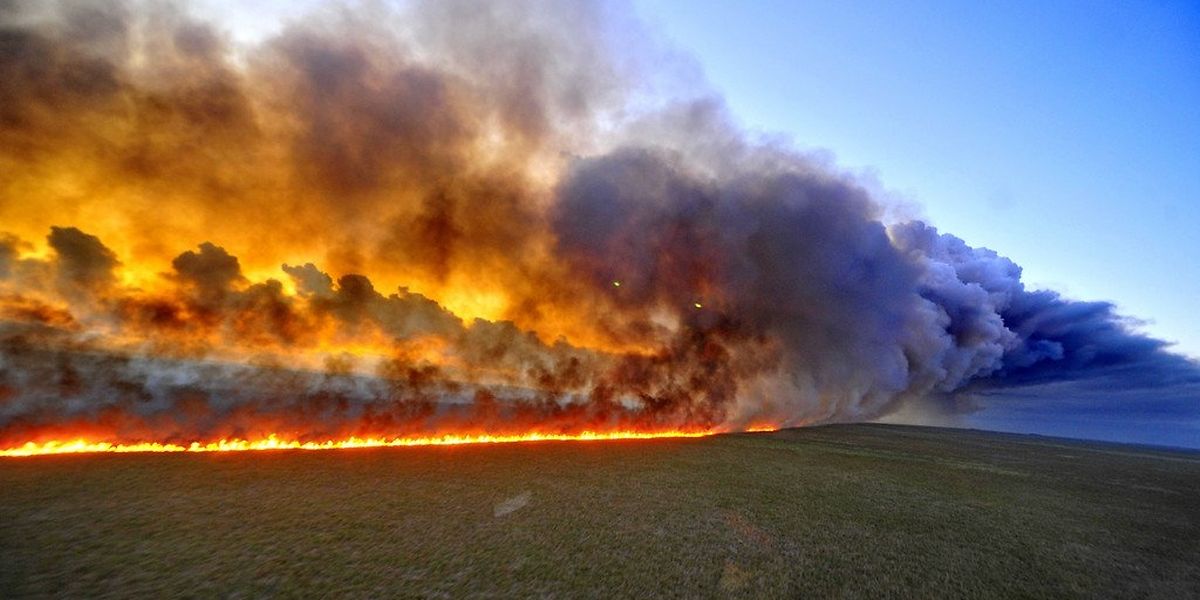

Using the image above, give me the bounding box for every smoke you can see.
[0,0,1195,446]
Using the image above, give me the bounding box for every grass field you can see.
[1,424,1198,598]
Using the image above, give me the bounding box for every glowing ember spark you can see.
[0,429,783,458]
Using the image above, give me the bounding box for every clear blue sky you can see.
[632,0,1200,360]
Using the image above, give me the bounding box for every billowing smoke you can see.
[0,0,1195,447]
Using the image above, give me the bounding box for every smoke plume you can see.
[0,0,1195,447]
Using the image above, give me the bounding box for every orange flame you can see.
[0,428,784,458]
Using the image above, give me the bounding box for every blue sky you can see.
[631,0,1200,360]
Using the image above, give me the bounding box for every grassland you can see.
[1,424,1198,598]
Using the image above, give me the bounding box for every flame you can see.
[0,428,784,458]
[744,424,779,433]
[0,4,820,449]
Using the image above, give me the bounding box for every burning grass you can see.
[1,424,1198,597]
[0,429,718,457]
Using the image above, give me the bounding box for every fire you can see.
[1,2,949,450]
[0,428,782,458]
[745,424,779,433]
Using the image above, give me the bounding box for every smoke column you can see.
[0,0,1196,449]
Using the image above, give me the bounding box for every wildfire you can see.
[0,428,783,458]
[2,1,946,453]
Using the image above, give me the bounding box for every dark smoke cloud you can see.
[0,0,1194,446]
[892,222,1200,393]
[0,236,18,279]
[47,226,120,291]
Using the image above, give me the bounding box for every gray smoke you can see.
[0,0,1195,446]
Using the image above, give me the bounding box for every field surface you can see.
[1,424,1198,598]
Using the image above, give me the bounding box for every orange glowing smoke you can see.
[0,2,896,450]
[0,428,784,458]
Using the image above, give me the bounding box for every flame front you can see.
[0,429,746,458]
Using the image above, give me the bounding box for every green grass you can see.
[1,424,1198,598]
